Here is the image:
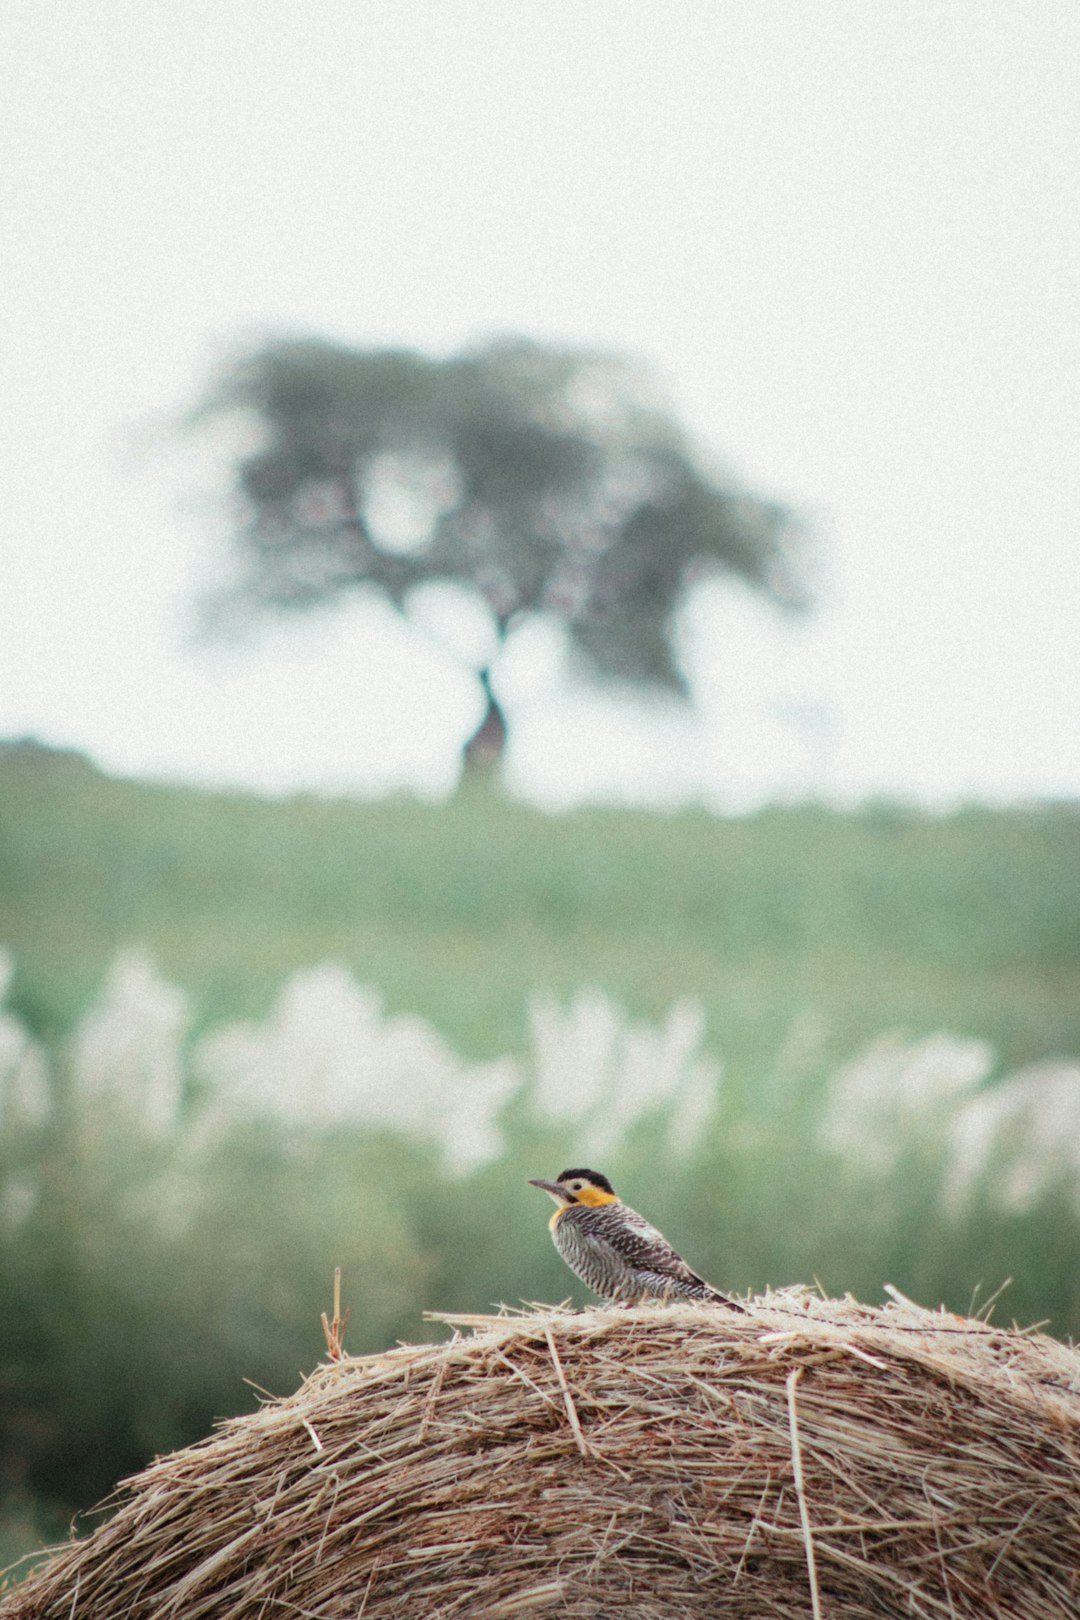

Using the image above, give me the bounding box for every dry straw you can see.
[5,1288,1080,1618]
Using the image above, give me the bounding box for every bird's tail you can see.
[706,1288,747,1313]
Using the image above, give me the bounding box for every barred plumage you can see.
[529,1167,744,1311]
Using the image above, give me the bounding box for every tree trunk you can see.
[461,668,508,779]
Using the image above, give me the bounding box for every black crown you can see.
[557,1168,615,1195]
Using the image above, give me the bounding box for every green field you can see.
[3,740,1078,1070]
[1,739,1079,1577]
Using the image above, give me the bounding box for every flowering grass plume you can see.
[2,948,1080,1216]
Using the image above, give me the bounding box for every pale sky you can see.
[4,1,1079,809]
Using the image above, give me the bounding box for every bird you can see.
[528,1167,745,1310]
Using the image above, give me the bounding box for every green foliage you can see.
[188,335,801,712]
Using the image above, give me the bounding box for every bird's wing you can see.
[592,1203,712,1289]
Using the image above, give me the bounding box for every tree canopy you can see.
[190,335,806,765]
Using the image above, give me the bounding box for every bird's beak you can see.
[528,1177,569,1203]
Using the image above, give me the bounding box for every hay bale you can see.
[5,1290,1080,1618]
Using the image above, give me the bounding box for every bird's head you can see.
[528,1167,620,1209]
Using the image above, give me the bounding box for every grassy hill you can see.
[2,739,1078,1074]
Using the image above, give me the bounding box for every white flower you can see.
[71,951,188,1136]
[943,1063,1080,1215]
[194,962,521,1172]
[440,1059,521,1174]
[528,987,718,1159]
[818,1033,993,1170]
[666,1060,722,1159]
[527,988,622,1125]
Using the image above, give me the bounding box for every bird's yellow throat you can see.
[549,1186,619,1228]
[575,1186,620,1208]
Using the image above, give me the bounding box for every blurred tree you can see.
[190,336,806,774]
